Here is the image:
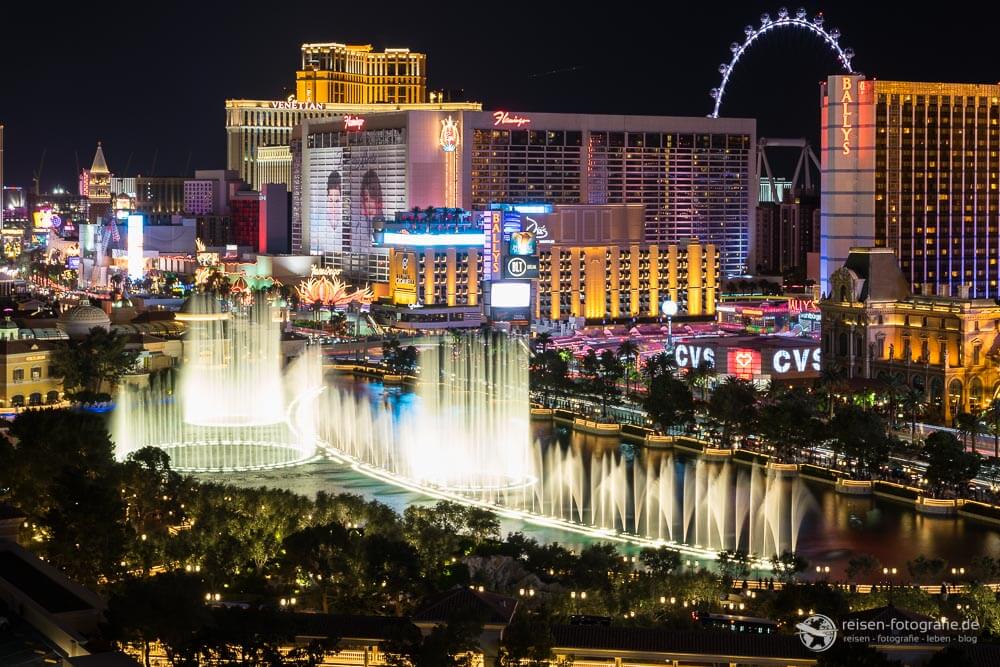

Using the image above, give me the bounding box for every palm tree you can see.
[899,387,925,445]
[880,374,907,427]
[955,411,983,453]
[983,399,1000,460]
[534,332,553,355]
[328,311,349,338]
[685,360,714,403]
[708,376,759,448]
[617,339,641,396]
[819,364,847,419]
[642,351,677,389]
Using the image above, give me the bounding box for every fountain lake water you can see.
[319,333,815,557]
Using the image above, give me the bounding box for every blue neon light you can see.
[512,204,552,214]
[488,203,553,214]
[381,232,485,247]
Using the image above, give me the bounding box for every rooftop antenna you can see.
[32,148,46,196]
[123,151,133,177]
[149,149,158,177]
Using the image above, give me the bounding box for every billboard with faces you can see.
[308,129,407,256]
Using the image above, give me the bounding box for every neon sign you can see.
[440,116,460,152]
[344,115,365,131]
[840,78,853,155]
[728,348,760,380]
[674,344,715,369]
[381,232,484,247]
[491,215,502,277]
[482,211,502,281]
[269,100,326,110]
[525,216,552,244]
[787,298,818,313]
[493,111,531,127]
[772,348,821,374]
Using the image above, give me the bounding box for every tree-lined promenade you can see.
[530,339,992,502]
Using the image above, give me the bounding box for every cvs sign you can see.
[772,348,821,374]
[674,344,715,369]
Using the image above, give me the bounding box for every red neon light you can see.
[727,348,760,380]
[493,111,530,127]
[344,115,365,130]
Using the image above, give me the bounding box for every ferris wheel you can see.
[709,7,856,118]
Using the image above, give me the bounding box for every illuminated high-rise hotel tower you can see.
[821,75,1000,298]
[296,43,425,105]
[226,42,480,190]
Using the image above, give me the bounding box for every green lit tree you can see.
[616,339,641,395]
[982,399,1000,459]
[530,349,570,407]
[684,359,714,403]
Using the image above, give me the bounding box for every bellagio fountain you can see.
[320,331,814,558]
[114,311,811,558]
[113,293,323,472]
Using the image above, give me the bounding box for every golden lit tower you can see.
[296,43,426,105]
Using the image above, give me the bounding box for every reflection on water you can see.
[796,480,1000,577]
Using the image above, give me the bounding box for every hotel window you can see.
[31,367,42,381]
[13,369,24,382]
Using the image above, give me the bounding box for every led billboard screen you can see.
[490,281,531,308]
[508,231,537,256]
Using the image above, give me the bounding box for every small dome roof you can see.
[59,304,110,324]
[57,303,111,338]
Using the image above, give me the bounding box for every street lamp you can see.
[661,299,678,350]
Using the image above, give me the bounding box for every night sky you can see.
[1,1,996,190]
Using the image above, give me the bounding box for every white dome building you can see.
[57,302,111,339]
